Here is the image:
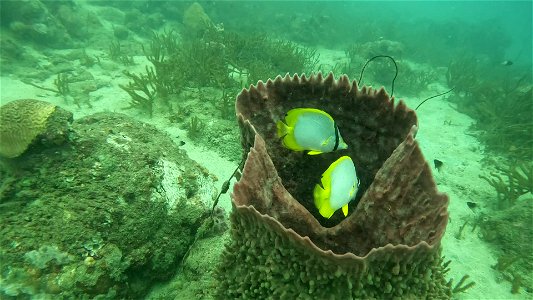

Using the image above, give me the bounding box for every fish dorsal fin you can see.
[285,108,332,126]
[313,183,326,211]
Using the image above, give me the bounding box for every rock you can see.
[0,112,219,298]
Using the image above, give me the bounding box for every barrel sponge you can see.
[0,99,72,158]
[215,73,451,298]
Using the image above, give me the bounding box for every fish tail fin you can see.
[276,120,302,151]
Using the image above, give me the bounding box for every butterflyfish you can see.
[313,156,359,219]
[276,108,347,155]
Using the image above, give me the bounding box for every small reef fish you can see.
[313,156,359,219]
[276,108,347,155]
[501,60,513,66]
[433,159,443,172]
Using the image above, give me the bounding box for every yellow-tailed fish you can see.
[276,108,347,155]
[313,156,359,219]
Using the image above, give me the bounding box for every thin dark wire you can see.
[415,87,455,110]
[358,55,398,97]
[210,157,245,217]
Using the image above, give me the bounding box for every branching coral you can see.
[450,275,476,293]
[119,68,157,117]
[480,161,533,209]
[186,116,205,140]
[121,25,319,119]
[448,55,532,160]
[109,40,134,66]
[446,54,478,94]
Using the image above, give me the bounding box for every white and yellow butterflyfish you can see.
[276,108,348,155]
[313,156,359,219]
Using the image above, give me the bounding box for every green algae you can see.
[0,112,216,298]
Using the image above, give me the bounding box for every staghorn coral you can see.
[481,200,533,293]
[0,99,72,158]
[119,68,157,117]
[480,161,533,209]
[447,55,532,160]
[216,73,450,298]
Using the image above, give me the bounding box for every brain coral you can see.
[216,73,451,299]
[0,99,72,158]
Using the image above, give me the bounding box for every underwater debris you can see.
[414,87,455,110]
[358,55,398,96]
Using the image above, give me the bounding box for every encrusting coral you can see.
[216,73,451,298]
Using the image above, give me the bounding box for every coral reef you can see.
[481,161,533,209]
[121,25,319,117]
[0,99,73,158]
[0,112,217,298]
[447,55,532,161]
[119,68,158,117]
[216,73,450,298]
[480,200,533,294]
[341,44,438,96]
[182,2,213,36]
[0,0,103,49]
[347,39,405,61]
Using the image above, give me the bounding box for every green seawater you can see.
[0,1,531,299]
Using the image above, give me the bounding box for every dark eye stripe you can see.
[333,122,340,151]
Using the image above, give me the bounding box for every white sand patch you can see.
[0,54,238,214]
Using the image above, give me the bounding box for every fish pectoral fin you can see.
[314,184,336,219]
[313,184,325,210]
[276,120,288,138]
[307,150,323,155]
[342,204,349,217]
[276,123,303,152]
[313,184,333,218]
[320,205,335,219]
